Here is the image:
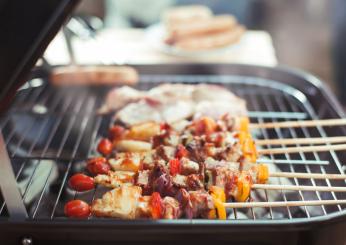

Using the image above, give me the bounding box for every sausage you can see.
[50,66,138,86]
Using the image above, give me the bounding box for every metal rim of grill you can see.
[0,64,346,228]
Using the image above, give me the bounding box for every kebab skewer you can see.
[64,83,346,220]
[65,116,346,220]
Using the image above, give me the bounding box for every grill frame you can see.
[1,63,346,244]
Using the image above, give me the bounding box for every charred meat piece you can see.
[162,196,181,219]
[175,188,194,219]
[180,157,199,175]
[152,173,177,197]
[189,190,214,218]
[172,174,204,191]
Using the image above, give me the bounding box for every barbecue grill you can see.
[1,1,346,245]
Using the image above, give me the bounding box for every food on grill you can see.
[64,200,91,218]
[162,5,245,51]
[97,138,113,156]
[99,84,247,126]
[68,173,95,192]
[66,83,272,220]
[50,66,139,86]
[86,157,110,175]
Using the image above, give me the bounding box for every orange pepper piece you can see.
[235,174,251,202]
[257,164,269,184]
[239,117,250,132]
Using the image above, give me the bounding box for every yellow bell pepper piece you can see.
[239,132,258,163]
[209,186,227,220]
[239,117,250,132]
[235,174,251,202]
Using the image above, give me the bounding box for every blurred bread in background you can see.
[163,5,245,51]
[175,25,245,51]
[163,5,212,27]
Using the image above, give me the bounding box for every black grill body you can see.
[0,64,346,245]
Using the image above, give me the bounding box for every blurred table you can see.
[44,28,277,66]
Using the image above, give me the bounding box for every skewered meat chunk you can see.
[109,153,142,172]
[126,122,160,141]
[94,171,135,188]
[115,140,152,152]
[92,185,142,219]
[180,157,199,175]
[189,190,214,218]
[162,196,181,219]
[136,196,152,218]
[152,173,177,197]
[155,145,176,162]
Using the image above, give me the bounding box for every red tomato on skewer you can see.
[169,158,181,176]
[150,192,163,219]
[86,157,110,175]
[175,144,188,159]
[97,138,113,155]
[68,173,95,192]
[64,200,90,218]
[109,125,125,141]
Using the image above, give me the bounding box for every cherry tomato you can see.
[109,125,125,141]
[150,192,163,219]
[97,138,113,155]
[169,158,181,176]
[86,157,110,175]
[175,144,188,159]
[64,200,90,218]
[68,173,95,192]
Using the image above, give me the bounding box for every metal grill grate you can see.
[1,74,346,222]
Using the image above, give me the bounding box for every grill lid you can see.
[0,0,79,112]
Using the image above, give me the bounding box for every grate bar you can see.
[258,159,329,165]
[248,111,306,119]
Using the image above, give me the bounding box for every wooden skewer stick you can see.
[223,199,346,208]
[270,172,346,180]
[253,184,346,192]
[250,118,346,129]
[256,136,346,146]
[258,144,346,155]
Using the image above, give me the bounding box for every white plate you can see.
[145,23,244,58]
